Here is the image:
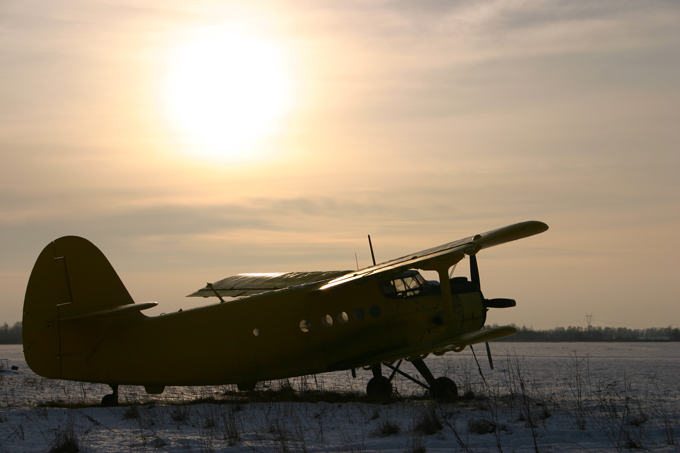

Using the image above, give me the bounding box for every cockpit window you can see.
[380,270,430,298]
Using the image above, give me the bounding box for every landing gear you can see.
[430,377,458,401]
[412,358,458,402]
[367,376,393,401]
[101,384,119,407]
[366,364,393,401]
[377,358,459,402]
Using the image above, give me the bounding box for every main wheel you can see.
[101,393,118,407]
[430,377,458,402]
[366,376,393,401]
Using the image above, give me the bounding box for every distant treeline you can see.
[0,322,22,344]
[494,324,680,342]
[1,322,679,344]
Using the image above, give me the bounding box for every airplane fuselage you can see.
[49,273,485,388]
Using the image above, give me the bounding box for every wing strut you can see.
[206,283,226,303]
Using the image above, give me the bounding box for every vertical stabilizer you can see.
[22,236,135,378]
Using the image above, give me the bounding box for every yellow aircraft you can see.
[22,220,548,406]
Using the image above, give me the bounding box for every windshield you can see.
[380,270,430,298]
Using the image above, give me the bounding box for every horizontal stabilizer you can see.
[59,302,158,321]
[187,271,352,298]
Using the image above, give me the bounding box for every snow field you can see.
[0,344,678,452]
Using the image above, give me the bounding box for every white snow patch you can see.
[1,343,678,452]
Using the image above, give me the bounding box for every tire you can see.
[430,377,458,402]
[366,376,393,401]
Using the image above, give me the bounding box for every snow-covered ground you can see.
[1,343,678,452]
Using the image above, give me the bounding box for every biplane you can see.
[23,220,548,405]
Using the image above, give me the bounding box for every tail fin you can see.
[22,236,137,378]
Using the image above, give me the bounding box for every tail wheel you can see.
[430,377,458,402]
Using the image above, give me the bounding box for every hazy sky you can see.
[1,1,678,329]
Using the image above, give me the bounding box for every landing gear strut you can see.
[101,384,119,407]
[412,358,458,401]
[376,358,458,402]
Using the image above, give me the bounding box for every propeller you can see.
[470,253,481,288]
[468,253,505,370]
[470,254,516,309]
[485,340,494,370]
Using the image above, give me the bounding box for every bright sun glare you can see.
[164,31,292,161]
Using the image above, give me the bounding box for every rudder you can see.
[22,236,135,378]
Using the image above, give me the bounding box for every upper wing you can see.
[319,220,548,290]
[187,220,548,299]
[187,271,352,298]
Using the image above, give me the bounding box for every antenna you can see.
[367,235,376,266]
[355,253,359,270]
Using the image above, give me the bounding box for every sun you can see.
[163,30,292,161]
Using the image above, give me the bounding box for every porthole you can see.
[337,312,349,324]
[299,319,311,333]
[253,328,260,337]
[370,305,381,318]
[322,314,333,327]
[354,308,365,321]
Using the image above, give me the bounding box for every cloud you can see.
[1,0,679,327]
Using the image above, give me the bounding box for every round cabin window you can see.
[299,319,311,333]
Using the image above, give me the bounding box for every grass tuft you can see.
[413,405,442,435]
[122,405,140,419]
[372,419,401,437]
[171,406,191,423]
[49,424,79,453]
[468,418,496,434]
